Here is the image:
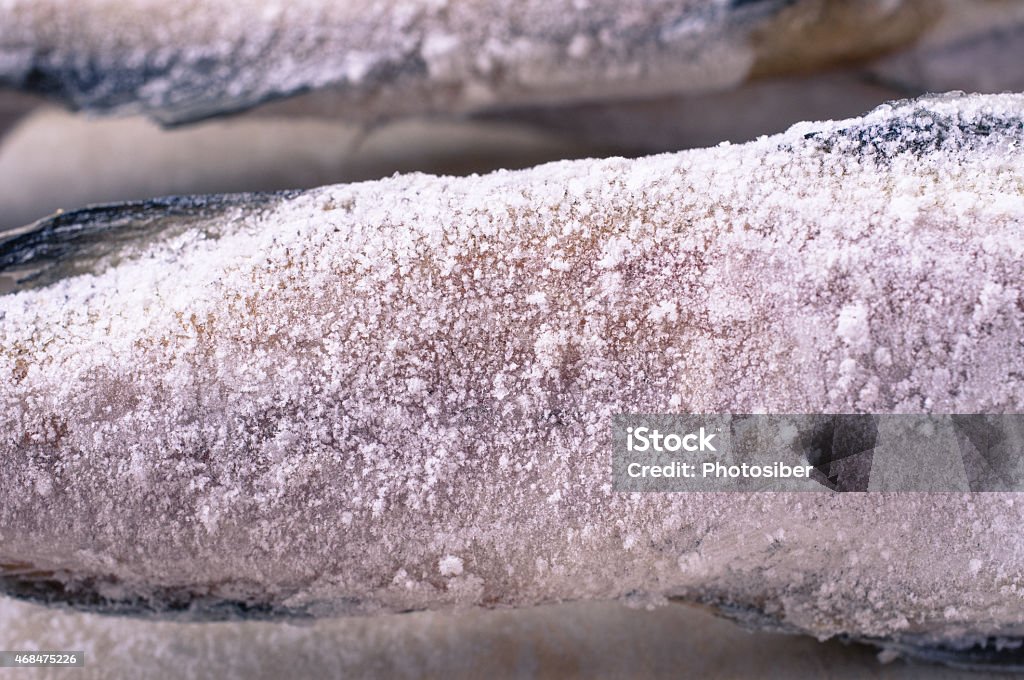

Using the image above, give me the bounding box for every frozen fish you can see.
[2,93,1024,667]
[0,0,974,125]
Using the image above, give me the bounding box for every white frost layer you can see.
[1,93,1024,644]
[0,596,921,680]
[0,0,755,122]
[0,0,1005,124]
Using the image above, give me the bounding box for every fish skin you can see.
[0,94,1023,671]
[0,192,297,293]
[0,0,949,126]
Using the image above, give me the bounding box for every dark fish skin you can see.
[0,559,313,621]
[0,192,297,294]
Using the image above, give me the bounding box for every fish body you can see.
[0,0,950,125]
[0,94,1023,667]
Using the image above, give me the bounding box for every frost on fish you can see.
[0,0,948,125]
[1,94,1024,663]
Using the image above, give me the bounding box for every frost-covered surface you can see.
[0,597,1009,679]
[2,93,1024,651]
[0,0,966,125]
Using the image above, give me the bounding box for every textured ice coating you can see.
[1,94,1024,650]
[0,0,947,125]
